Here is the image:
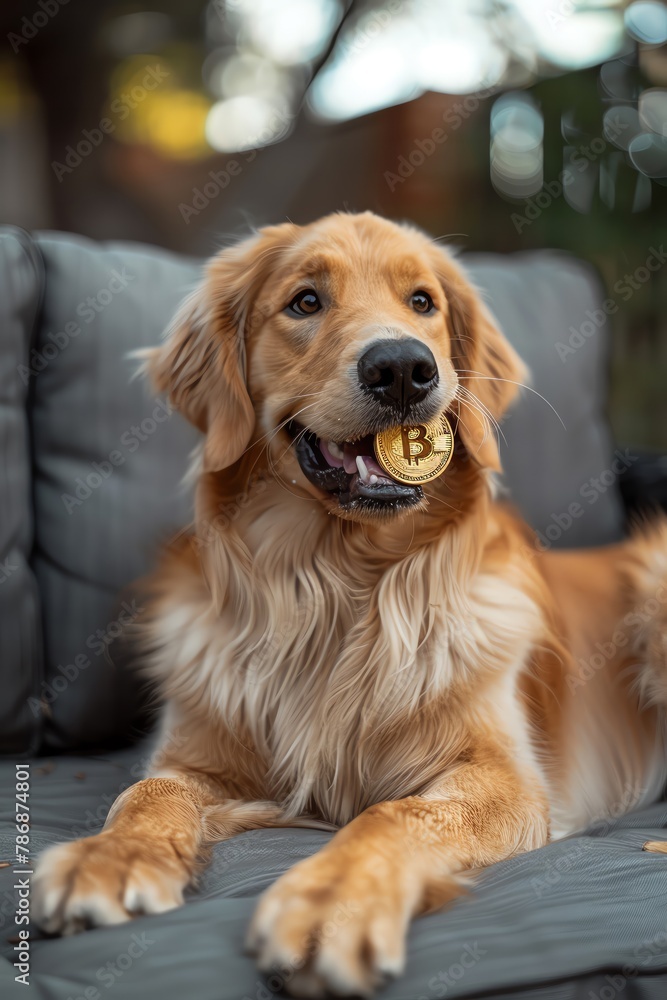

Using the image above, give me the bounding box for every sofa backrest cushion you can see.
[0,228,45,755]
[467,250,624,550]
[29,232,201,750]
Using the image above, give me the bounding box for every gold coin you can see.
[374,414,454,485]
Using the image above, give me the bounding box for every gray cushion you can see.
[29,232,201,750]
[0,750,666,1000]
[467,251,624,550]
[0,228,44,756]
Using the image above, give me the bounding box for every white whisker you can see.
[455,387,498,450]
[457,371,566,430]
[456,384,507,447]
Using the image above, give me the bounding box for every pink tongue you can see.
[342,444,387,478]
[320,440,344,468]
[319,439,394,480]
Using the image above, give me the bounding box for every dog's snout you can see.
[357,338,438,408]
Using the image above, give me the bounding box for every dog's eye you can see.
[288,290,322,317]
[411,291,434,314]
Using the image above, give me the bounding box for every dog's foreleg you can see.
[247,745,549,998]
[32,773,276,934]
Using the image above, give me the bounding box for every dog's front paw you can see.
[247,849,412,997]
[33,833,189,935]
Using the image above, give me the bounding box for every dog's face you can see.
[151,212,526,523]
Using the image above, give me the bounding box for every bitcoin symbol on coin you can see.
[374,414,454,485]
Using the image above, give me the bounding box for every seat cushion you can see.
[0,227,44,756]
[1,751,666,1000]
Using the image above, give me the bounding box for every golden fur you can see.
[34,212,667,996]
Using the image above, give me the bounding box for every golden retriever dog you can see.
[34,212,667,996]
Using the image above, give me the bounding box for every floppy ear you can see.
[147,225,294,472]
[431,249,528,472]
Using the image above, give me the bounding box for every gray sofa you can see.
[1,226,666,1000]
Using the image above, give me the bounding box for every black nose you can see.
[357,338,438,408]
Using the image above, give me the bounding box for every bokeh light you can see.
[490,92,544,198]
[107,56,211,159]
[624,1,667,46]
[628,130,667,177]
[205,94,292,151]
[639,88,667,136]
[231,0,342,65]
[309,10,420,121]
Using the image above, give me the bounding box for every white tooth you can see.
[356,455,370,482]
[327,440,344,459]
[369,474,378,485]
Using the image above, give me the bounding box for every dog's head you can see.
[150,212,526,523]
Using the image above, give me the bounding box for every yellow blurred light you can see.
[0,58,36,116]
[114,90,211,158]
[106,55,212,159]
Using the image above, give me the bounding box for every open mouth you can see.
[287,421,424,514]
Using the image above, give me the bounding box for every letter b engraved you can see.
[401,425,433,464]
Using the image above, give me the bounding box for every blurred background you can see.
[1,0,666,449]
